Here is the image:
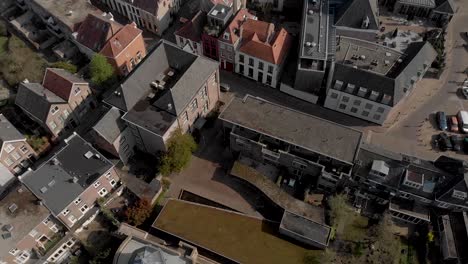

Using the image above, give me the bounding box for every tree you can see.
[90,248,111,264]
[160,129,197,176]
[89,54,115,86]
[328,194,349,233]
[51,61,77,73]
[125,199,152,226]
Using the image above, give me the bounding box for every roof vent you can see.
[384,60,390,65]
[308,9,314,15]
[8,203,18,213]
[95,154,101,159]
[360,55,366,60]
[311,42,317,47]
[305,42,312,47]
[48,180,56,187]
[40,187,48,193]
[72,177,79,183]
[221,8,225,13]
[113,90,122,96]
[397,59,403,63]
[84,151,93,159]
[385,52,392,57]
[67,10,73,16]
[167,104,173,111]
[51,158,60,166]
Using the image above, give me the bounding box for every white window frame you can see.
[29,229,38,238]
[453,190,467,200]
[62,209,70,216]
[11,151,20,161]
[110,179,117,187]
[50,224,59,233]
[4,157,13,166]
[98,187,108,197]
[49,121,57,130]
[93,181,101,188]
[80,204,89,214]
[105,171,112,179]
[74,198,82,205]
[42,217,51,225]
[20,145,28,154]
[4,144,14,153]
[51,106,59,115]
[68,215,77,224]
[9,248,20,256]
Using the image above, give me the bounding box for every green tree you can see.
[160,129,197,176]
[125,199,152,226]
[90,248,111,264]
[328,194,349,233]
[89,54,115,86]
[51,61,77,73]
[303,251,320,264]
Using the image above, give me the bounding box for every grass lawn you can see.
[400,239,419,264]
[338,213,368,241]
[154,199,319,264]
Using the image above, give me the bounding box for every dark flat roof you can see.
[220,95,362,163]
[280,210,331,247]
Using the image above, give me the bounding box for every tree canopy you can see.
[125,199,152,227]
[89,54,115,86]
[51,61,77,73]
[160,129,197,176]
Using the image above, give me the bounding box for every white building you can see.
[101,0,180,35]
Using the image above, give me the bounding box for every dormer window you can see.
[452,190,467,200]
[74,87,81,95]
[51,106,59,115]
[223,32,230,40]
[369,160,389,178]
[403,170,423,189]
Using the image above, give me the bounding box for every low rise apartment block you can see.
[100,0,181,36]
[104,41,220,154]
[220,95,363,192]
[15,68,95,138]
[234,19,291,88]
[0,115,36,183]
[20,133,120,229]
[0,185,65,264]
[74,13,147,76]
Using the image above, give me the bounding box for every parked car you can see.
[450,135,462,152]
[458,110,468,133]
[436,111,448,131]
[462,87,468,99]
[437,132,453,151]
[449,116,459,132]
[220,83,230,92]
[463,137,468,154]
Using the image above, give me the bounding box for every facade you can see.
[91,107,135,164]
[324,38,436,124]
[234,19,291,88]
[20,133,120,229]
[0,114,36,180]
[220,95,363,192]
[74,13,147,76]
[218,8,256,71]
[174,11,206,56]
[15,68,95,138]
[101,0,181,35]
[104,41,220,154]
[0,186,65,264]
[390,0,455,24]
[202,4,234,60]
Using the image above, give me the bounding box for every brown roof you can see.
[239,20,292,65]
[42,68,86,101]
[76,13,123,52]
[132,0,163,14]
[220,9,256,45]
[100,23,143,58]
[175,11,207,42]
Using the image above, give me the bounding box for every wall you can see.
[279,83,319,104]
[68,83,93,119]
[175,35,203,56]
[235,52,279,88]
[111,31,147,76]
[45,103,74,137]
[294,68,325,93]
[0,140,35,175]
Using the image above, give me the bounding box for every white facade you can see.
[235,52,279,88]
[102,0,179,35]
[175,35,203,56]
[324,88,392,124]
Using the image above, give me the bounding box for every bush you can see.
[159,129,197,176]
[89,54,115,86]
[125,199,152,227]
[26,135,48,152]
[50,61,77,73]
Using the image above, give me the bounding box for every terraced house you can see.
[15,68,95,139]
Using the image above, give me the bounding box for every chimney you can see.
[167,103,173,111]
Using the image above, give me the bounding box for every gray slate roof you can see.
[335,0,379,30]
[397,0,435,8]
[280,210,330,247]
[21,134,113,216]
[434,0,455,14]
[93,107,126,143]
[16,82,65,122]
[220,95,363,163]
[0,114,24,143]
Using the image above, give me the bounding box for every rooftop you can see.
[175,11,207,43]
[219,8,256,45]
[42,68,87,101]
[398,0,435,8]
[16,82,65,122]
[280,211,331,247]
[21,134,113,216]
[100,23,143,59]
[75,13,123,52]
[130,0,160,15]
[0,114,24,143]
[334,0,379,30]
[335,37,403,75]
[207,3,232,21]
[300,0,329,60]
[220,95,362,163]
[92,107,127,144]
[0,186,50,258]
[34,0,102,31]
[153,199,315,264]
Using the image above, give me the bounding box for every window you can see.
[365,103,373,110]
[362,111,370,117]
[438,202,450,208]
[258,62,264,70]
[201,86,207,98]
[50,224,59,233]
[74,198,82,205]
[105,171,112,179]
[43,217,51,225]
[68,215,77,223]
[268,65,273,74]
[110,179,117,187]
[190,99,198,112]
[20,145,28,154]
[29,229,38,238]
[74,87,81,95]
[292,169,303,176]
[350,107,358,113]
[80,204,89,213]
[373,114,381,120]
[453,190,467,200]
[98,188,108,197]
[266,75,272,85]
[9,248,19,256]
[342,96,350,103]
[16,251,31,263]
[93,181,101,188]
[51,106,59,115]
[292,160,307,169]
[353,100,361,106]
[49,121,57,130]
[330,92,338,99]
[4,144,14,153]
[62,209,70,216]
[239,54,244,63]
[11,151,20,161]
[248,68,254,78]
[339,104,347,110]
[239,64,244,73]
[182,111,188,124]
[63,109,69,118]
[4,158,13,166]
[248,58,254,66]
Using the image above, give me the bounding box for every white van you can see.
[458,110,468,133]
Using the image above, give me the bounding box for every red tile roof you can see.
[100,23,143,59]
[76,14,123,52]
[239,20,291,65]
[175,11,207,42]
[219,9,256,45]
[42,69,86,101]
